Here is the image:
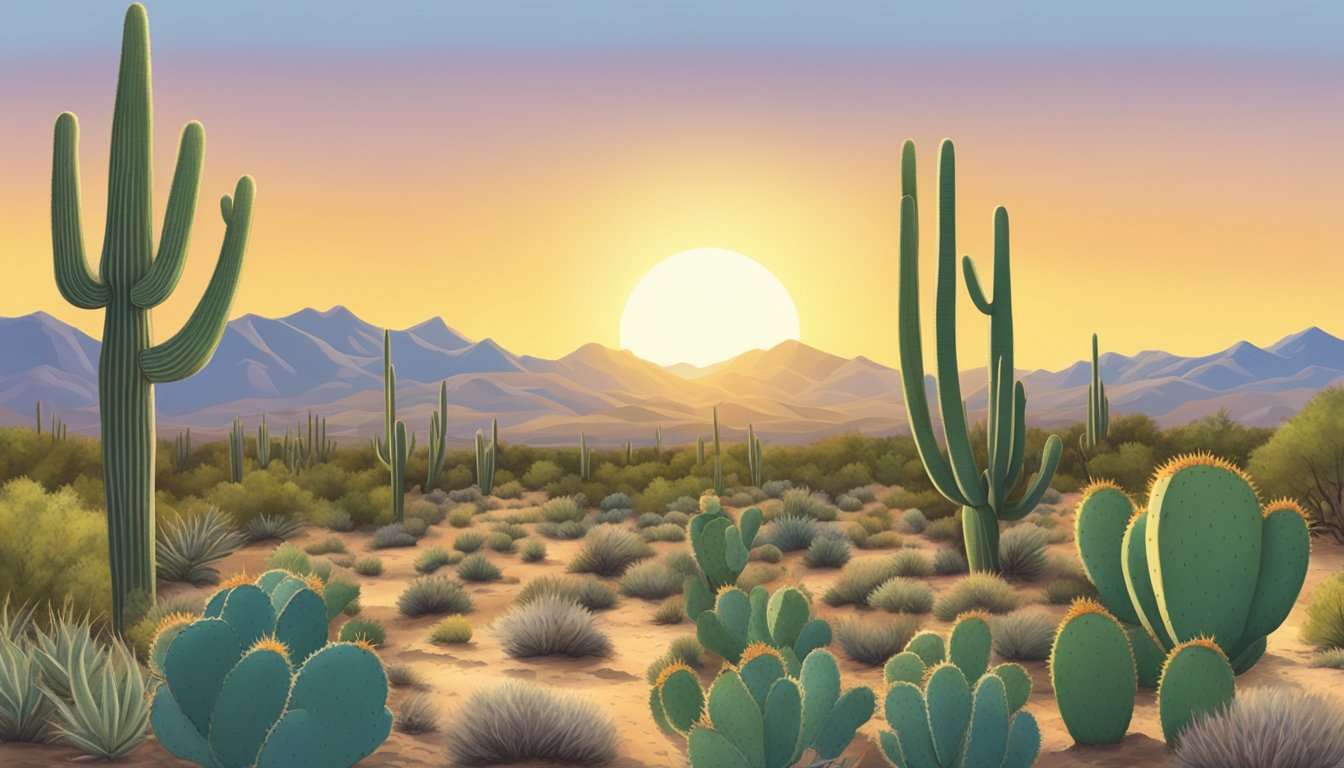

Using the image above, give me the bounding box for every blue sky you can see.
[2,1,1340,56]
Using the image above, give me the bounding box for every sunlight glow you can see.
[619,248,801,368]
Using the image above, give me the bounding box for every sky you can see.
[1,1,1341,370]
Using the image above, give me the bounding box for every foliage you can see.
[823,557,905,607]
[397,575,474,617]
[868,577,935,614]
[1172,687,1344,768]
[999,523,1050,581]
[457,553,503,582]
[653,597,686,625]
[835,615,922,666]
[395,692,439,735]
[353,556,383,576]
[519,538,547,562]
[619,561,684,600]
[428,616,473,644]
[244,511,305,542]
[803,535,852,568]
[992,610,1055,662]
[1250,387,1344,541]
[447,680,618,765]
[516,575,618,612]
[567,526,654,577]
[338,618,386,647]
[933,574,1020,621]
[0,478,110,618]
[371,522,417,549]
[932,548,970,576]
[1302,572,1344,649]
[760,514,819,551]
[889,549,933,578]
[495,597,611,658]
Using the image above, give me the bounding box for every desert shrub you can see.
[780,488,836,520]
[395,692,439,735]
[762,480,792,498]
[761,515,819,552]
[123,595,203,659]
[493,480,524,499]
[536,519,591,540]
[848,486,877,503]
[924,515,963,542]
[835,615,922,666]
[868,577,934,614]
[836,494,863,512]
[42,637,149,759]
[640,523,686,542]
[1045,577,1099,605]
[428,616,473,644]
[415,546,460,575]
[403,517,430,538]
[932,548,970,576]
[325,508,355,532]
[448,680,618,765]
[371,522,417,549]
[496,597,611,658]
[398,575,474,617]
[519,539,547,562]
[156,506,247,586]
[595,508,632,524]
[618,561,682,600]
[858,531,905,550]
[727,491,756,507]
[516,575,617,612]
[885,486,957,518]
[486,531,516,553]
[541,496,585,523]
[889,549,933,578]
[209,471,326,528]
[265,543,312,575]
[933,574,1020,621]
[992,610,1055,661]
[599,492,632,511]
[999,523,1050,581]
[522,460,565,489]
[384,663,425,689]
[338,618,386,647]
[664,550,701,578]
[738,563,785,592]
[653,597,685,625]
[303,535,347,555]
[457,553,502,582]
[804,536,852,568]
[448,486,483,504]
[568,526,653,577]
[646,635,706,682]
[636,512,663,528]
[823,557,902,606]
[406,499,444,525]
[447,506,474,528]
[750,544,783,563]
[663,510,691,527]
[502,507,543,524]
[354,556,383,576]
[1303,573,1344,649]
[454,530,485,553]
[1173,687,1344,768]
[666,495,700,514]
[902,508,928,533]
[1309,649,1344,669]
[491,522,528,540]
[245,512,305,542]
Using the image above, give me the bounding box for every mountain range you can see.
[2,307,1341,446]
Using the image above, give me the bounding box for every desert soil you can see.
[2,488,1341,768]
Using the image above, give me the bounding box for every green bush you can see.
[414,546,460,575]
[494,480,525,499]
[207,470,326,527]
[823,557,902,607]
[486,531,517,553]
[618,561,682,599]
[924,513,963,543]
[889,549,932,578]
[265,542,311,575]
[541,496,585,523]
[1251,387,1344,539]
[428,616,473,644]
[537,519,591,540]
[338,618,386,647]
[371,522,417,549]
[155,506,247,586]
[639,523,685,542]
[933,574,1020,621]
[520,539,547,562]
[803,536,852,568]
[567,527,653,577]
[398,575,474,617]
[1044,577,1098,605]
[522,460,565,489]
[304,536,347,555]
[991,610,1055,662]
[868,577,934,614]
[457,553,503,582]
[835,615,921,666]
[1303,573,1344,649]
[932,548,969,576]
[760,515,819,551]
[454,530,486,553]
[738,563,784,592]
[750,544,783,563]
[999,523,1050,581]
[652,597,685,625]
[902,508,927,533]
[354,556,383,576]
[516,575,617,612]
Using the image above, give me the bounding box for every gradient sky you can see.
[1,1,1340,370]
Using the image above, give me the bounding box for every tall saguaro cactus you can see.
[425,381,448,489]
[896,139,1061,573]
[227,418,245,483]
[579,432,592,480]
[712,406,724,495]
[746,423,763,487]
[373,331,409,521]
[256,413,271,467]
[52,3,255,629]
[1085,333,1110,449]
[474,419,497,494]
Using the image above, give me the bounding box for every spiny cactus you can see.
[683,497,762,618]
[697,437,705,468]
[174,428,191,468]
[48,412,68,442]
[882,614,1023,703]
[52,4,253,629]
[426,381,448,489]
[746,423,763,488]
[579,433,591,480]
[1084,333,1109,449]
[474,419,497,495]
[1049,599,1136,745]
[651,647,873,768]
[372,331,410,520]
[1156,638,1235,748]
[694,585,832,674]
[1073,456,1310,673]
[149,572,386,768]
[896,139,1063,574]
[35,400,42,435]
[256,414,270,467]
[712,406,724,495]
[227,418,244,484]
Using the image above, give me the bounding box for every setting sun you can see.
[619,248,801,368]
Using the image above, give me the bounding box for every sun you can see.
[620,248,801,368]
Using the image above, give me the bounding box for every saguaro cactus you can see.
[746,423,763,487]
[373,331,409,521]
[35,401,42,435]
[579,433,592,480]
[896,139,1062,573]
[475,419,497,494]
[1085,333,1110,449]
[712,406,724,495]
[425,381,448,489]
[227,418,245,483]
[174,428,191,468]
[52,4,254,629]
[256,413,271,467]
[696,437,705,468]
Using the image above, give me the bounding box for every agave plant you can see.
[157,507,248,585]
[0,632,53,742]
[40,639,149,760]
[29,607,107,702]
[246,513,306,542]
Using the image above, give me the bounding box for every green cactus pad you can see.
[150,683,216,767]
[1050,604,1135,745]
[274,588,327,665]
[964,673,1010,768]
[883,683,938,768]
[949,613,992,682]
[1002,711,1042,768]
[1122,512,1174,650]
[255,569,289,594]
[739,507,762,549]
[149,619,190,677]
[267,576,309,613]
[208,648,291,768]
[738,650,788,708]
[762,678,803,768]
[321,580,360,622]
[1241,506,1309,646]
[766,588,810,648]
[706,671,765,768]
[1075,484,1141,625]
[203,586,233,618]
[798,650,842,750]
[698,611,747,665]
[1147,463,1261,649]
[1125,622,1165,688]
[162,618,242,735]
[684,576,714,620]
[989,663,1032,714]
[814,686,876,760]
[1229,636,1266,675]
[688,727,751,768]
[655,666,704,734]
[748,587,771,644]
[1156,640,1235,747]
[925,664,972,766]
[904,631,946,667]
[884,652,927,686]
[217,583,276,650]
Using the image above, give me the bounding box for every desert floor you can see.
[2,488,1341,768]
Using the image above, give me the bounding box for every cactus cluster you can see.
[1074,456,1309,674]
[372,331,412,520]
[283,411,333,475]
[683,498,761,618]
[256,413,271,467]
[227,418,245,483]
[695,585,832,674]
[896,139,1063,574]
[174,428,191,467]
[425,381,449,489]
[879,614,1040,768]
[475,419,498,495]
[52,3,254,629]
[746,423,763,488]
[150,570,389,768]
[1084,333,1110,449]
[651,646,873,768]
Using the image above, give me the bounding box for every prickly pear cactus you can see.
[1156,638,1235,748]
[684,499,762,618]
[694,585,830,672]
[1049,599,1136,745]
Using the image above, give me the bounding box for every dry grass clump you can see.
[447,680,618,765]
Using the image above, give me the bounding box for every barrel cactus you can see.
[651,645,873,768]
[683,498,762,619]
[1049,599,1136,745]
[1074,456,1309,673]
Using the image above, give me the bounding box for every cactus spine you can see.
[746,423,763,487]
[256,413,270,467]
[227,418,244,483]
[579,433,591,480]
[372,331,409,521]
[896,139,1062,573]
[1085,333,1110,449]
[425,381,448,489]
[51,4,253,629]
[712,406,724,495]
[475,419,497,495]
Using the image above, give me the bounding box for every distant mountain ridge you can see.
[2,307,1341,446]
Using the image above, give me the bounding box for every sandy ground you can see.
[3,489,1342,768]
